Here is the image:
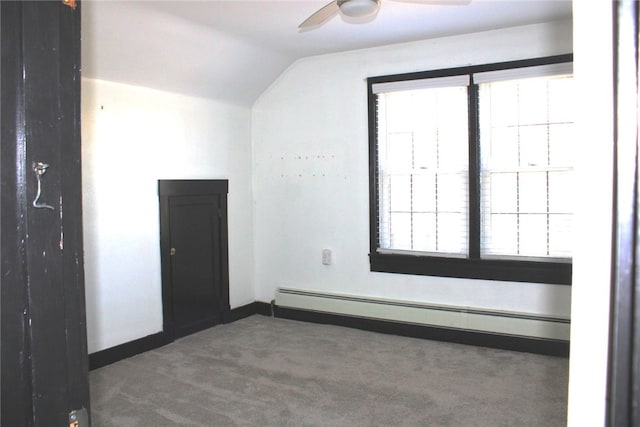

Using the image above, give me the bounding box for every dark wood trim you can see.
[1,3,32,421]
[255,301,274,316]
[90,302,270,370]
[273,306,570,357]
[89,332,170,371]
[158,179,228,196]
[158,185,175,338]
[607,0,640,425]
[219,195,231,317]
[468,82,481,260]
[59,1,91,416]
[367,54,574,285]
[174,317,221,340]
[223,303,256,323]
[2,2,90,424]
[223,301,271,323]
[368,77,381,257]
[89,299,566,371]
[370,252,572,285]
[367,54,574,85]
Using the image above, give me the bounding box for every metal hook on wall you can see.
[32,161,55,210]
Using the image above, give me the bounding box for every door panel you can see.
[159,180,230,341]
[170,195,222,337]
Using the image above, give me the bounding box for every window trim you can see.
[368,54,573,285]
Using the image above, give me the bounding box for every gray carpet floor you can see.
[90,315,568,426]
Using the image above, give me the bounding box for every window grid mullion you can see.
[386,174,393,245]
[546,171,550,256]
[516,172,521,255]
[435,124,440,252]
[410,131,415,250]
[516,83,521,256]
[545,80,551,256]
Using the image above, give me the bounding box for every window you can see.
[368,55,573,284]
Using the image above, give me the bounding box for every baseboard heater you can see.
[275,287,570,341]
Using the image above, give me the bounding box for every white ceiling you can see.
[81,0,572,106]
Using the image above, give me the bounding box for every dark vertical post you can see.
[1,1,90,425]
[1,3,33,423]
[608,0,640,425]
[468,82,481,259]
[367,80,381,256]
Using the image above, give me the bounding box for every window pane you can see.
[386,132,413,171]
[519,214,548,256]
[547,76,574,123]
[479,74,574,259]
[519,172,547,214]
[484,214,518,255]
[377,85,468,255]
[412,173,435,212]
[412,213,436,252]
[389,174,411,212]
[486,82,519,127]
[548,171,573,214]
[413,131,436,170]
[519,125,548,167]
[389,212,411,250]
[549,123,574,166]
[486,127,519,167]
[517,79,548,125]
[378,173,392,247]
[438,213,467,254]
[487,172,517,213]
[549,214,572,257]
[438,172,466,212]
[386,92,414,131]
[438,127,468,169]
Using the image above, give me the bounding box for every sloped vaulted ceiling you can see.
[81,0,572,107]
[82,1,293,107]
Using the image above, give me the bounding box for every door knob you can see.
[170,248,176,256]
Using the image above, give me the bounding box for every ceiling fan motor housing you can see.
[338,0,380,18]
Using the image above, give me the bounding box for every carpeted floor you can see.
[90,315,568,426]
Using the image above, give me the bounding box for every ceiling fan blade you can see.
[391,0,472,4]
[299,1,340,30]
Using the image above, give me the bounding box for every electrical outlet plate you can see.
[322,249,331,265]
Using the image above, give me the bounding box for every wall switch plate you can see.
[322,249,331,265]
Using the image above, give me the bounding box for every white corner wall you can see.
[252,20,573,317]
[82,78,254,353]
[567,1,614,425]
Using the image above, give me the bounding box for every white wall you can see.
[252,20,573,317]
[82,78,254,353]
[567,1,614,425]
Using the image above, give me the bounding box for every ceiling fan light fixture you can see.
[338,0,379,18]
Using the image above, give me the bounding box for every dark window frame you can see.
[368,54,573,285]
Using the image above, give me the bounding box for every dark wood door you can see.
[1,1,90,425]
[170,195,222,336]
[159,180,230,340]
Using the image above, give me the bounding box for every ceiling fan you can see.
[299,0,471,30]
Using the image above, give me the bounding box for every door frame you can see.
[1,1,90,425]
[607,0,640,425]
[158,180,230,340]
